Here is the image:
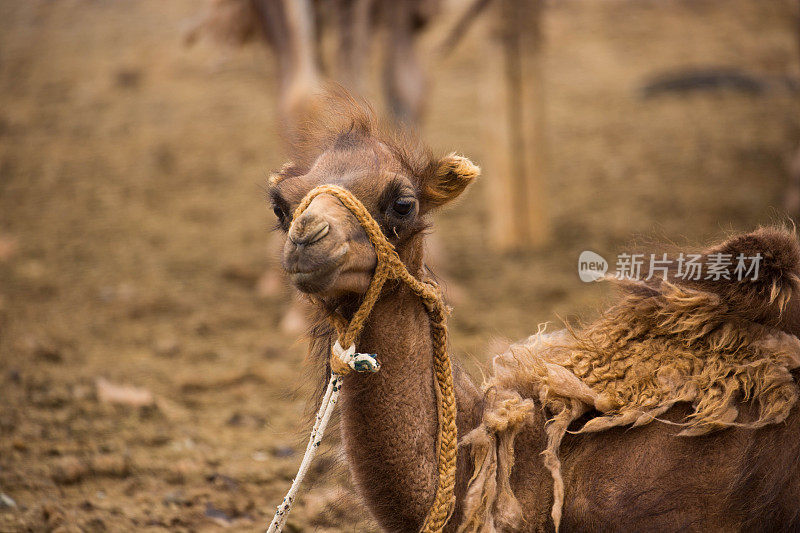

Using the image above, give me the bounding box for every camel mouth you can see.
[285,244,349,294]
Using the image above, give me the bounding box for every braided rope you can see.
[266,184,458,532]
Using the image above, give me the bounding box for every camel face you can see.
[268,101,479,299]
[271,141,422,298]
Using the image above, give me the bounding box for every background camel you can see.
[190,0,556,252]
[187,0,435,130]
[269,99,800,531]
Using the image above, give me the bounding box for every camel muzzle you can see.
[282,197,352,294]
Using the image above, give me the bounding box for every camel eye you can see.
[392,197,416,217]
[270,188,290,222]
[271,200,290,230]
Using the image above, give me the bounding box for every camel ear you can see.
[422,153,480,207]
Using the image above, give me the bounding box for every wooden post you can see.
[484,0,549,252]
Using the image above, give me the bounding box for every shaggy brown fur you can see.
[272,90,440,195]
[484,227,800,529]
[270,98,800,532]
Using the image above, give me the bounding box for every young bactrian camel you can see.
[268,100,800,531]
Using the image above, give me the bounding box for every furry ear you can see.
[422,153,480,207]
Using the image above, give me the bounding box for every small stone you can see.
[41,502,66,527]
[225,411,265,428]
[226,412,244,426]
[251,451,268,462]
[51,456,88,485]
[17,258,45,279]
[205,503,232,527]
[206,472,238,490]
[22,336,63,363]
[0,492,16,509]
[96,378,153,407]
[162,490,187,507]
[153,337,180,357]
[272,446,295,458]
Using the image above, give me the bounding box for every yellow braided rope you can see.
[293,184,458,532]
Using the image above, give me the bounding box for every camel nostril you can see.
[289,220,330,246]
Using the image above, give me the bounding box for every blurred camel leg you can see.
[382,1,427,126]
[484,0,549,252]
[336,0,374,96]
[253,0,321,139]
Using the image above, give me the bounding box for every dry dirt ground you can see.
[1,0,798,531]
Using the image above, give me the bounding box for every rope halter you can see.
[266,184,457,533]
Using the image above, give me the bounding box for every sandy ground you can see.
[0,0,798,530]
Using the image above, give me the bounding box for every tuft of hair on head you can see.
[270,85,481,217]
[274,85,429,180]
[282,85,378,168]
[271,85,481,209]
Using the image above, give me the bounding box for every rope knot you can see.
[331,340,381,375]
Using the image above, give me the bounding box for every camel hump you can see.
[699,227,800,330]
[627,226,800,335]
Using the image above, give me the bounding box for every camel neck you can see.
[338,281,440,531]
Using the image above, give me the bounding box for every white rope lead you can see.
[266,343,380,533]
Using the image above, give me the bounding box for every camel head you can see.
[268,100,479,299]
